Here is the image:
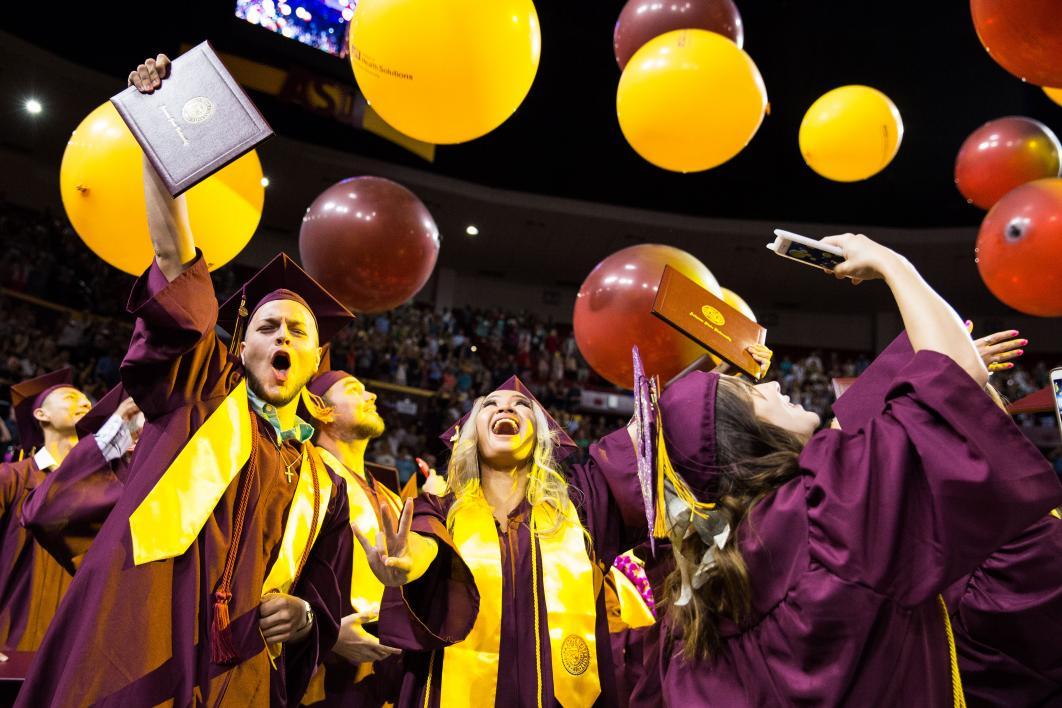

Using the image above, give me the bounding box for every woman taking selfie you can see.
[648,233,1061,706]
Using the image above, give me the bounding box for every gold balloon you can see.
[799,85,903,182]
[60,102,264,275]
[1045,86,1062,108]
[721,287,756,322]
[616,29,767,173]
[349,0,541,144]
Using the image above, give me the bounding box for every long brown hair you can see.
[664,376,808,660]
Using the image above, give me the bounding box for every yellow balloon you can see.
[1045,86,1062,108]
[60,103,264,276]
[349,0,541,144]
[799,85,903,182]
[721,287,756,322]
[616,29,767,173]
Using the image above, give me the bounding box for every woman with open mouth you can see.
[365,374,643,707]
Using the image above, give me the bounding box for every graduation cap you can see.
[218,253,355,349]
[75,384,129,439]
[832,332,913,432]
[10,368,75,451]
[438,376,579,461]
[306,346,352,400]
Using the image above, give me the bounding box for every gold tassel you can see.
[300,388,335,424]
[653,406,715,540]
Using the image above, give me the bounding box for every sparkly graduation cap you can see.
[438,375,579,461]
[633,347,729,596]
[218,253,355,350]
[74,383,128,439]
[10,367,75,451]
[832,332,913,432]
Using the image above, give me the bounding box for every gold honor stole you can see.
[317,447,402,613]
[128,380,333,659]
[440,496,601,707]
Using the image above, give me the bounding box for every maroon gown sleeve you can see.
[799,350,1062,607]
[566,426,642,564]
[19,435,121,574]
[119,252,229,423]
[378,493,478,651]
[281,477,354,703]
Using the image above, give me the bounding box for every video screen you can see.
[235,0,352,56]
[785,244,846,271]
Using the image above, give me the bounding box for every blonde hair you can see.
[445,395,578,537]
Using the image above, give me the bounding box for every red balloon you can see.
[613,0,743,70]
[976,178,1062,316]
[573,244,721,389]
[971,0,1062,86]
[299,177,440,314]
[955,116,1062,209]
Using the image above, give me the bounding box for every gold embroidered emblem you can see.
[182,96,215,124]
[561,634,591,676]
[701,305,726,327]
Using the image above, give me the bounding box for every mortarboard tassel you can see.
[228,288,249,356]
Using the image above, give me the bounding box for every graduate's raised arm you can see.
[130,54,197,282]
[823,233,987,387]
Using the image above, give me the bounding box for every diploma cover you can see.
[110,40,273,197]
[651,265,767,379]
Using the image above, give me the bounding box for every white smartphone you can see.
[1051,367,1062,440]
[767,229,848,274]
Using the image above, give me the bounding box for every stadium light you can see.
[465,225,479,236]
[24,99,42,115]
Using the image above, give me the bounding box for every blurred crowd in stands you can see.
[1,199,1059,476]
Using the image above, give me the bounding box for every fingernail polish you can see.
[1011,330,1019,336]
[1020,339,1028,345]
[1016,349,1024,356]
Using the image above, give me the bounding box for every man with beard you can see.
[17,52,472,708]
[302,368,406,706]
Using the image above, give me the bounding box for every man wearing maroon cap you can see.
[17,53,472,708]
[0,372,138,651]
[302,368,406,706]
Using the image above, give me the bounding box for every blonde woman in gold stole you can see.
[370,375,647,708]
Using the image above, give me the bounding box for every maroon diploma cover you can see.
[366,462,401,495]
[110,40,273,197]
[652,265,768,379]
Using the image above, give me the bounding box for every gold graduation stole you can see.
[439,495,600,707]
[128,381,333,659]
[318,447,402,613]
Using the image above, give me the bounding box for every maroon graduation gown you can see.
[20,441,129,575]
[15,256,354,707]
[379,426,643,708]
[944,513,1062,707]
[656,351,1062,706]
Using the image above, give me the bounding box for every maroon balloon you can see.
[614,0,744,70]
[955,116,1062,209]
[299,177,440,314]
[971,0,1062,87]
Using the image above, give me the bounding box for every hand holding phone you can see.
[767,229,847,274]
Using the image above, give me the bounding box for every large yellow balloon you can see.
[1045,86,1062,108]
[616,29,767,173]
[349,0,541,144]
[721,287,756,322]
[799,85,903,182]
[60,102,264,275]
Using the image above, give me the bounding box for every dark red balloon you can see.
[976,178,1062,316]
[299,177,440,314]
[573,244,721,389]
[613,0,744,70]
[971,0,1062,86]
[955,116,1062,209]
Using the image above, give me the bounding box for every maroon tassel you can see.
[211,590,239,665]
